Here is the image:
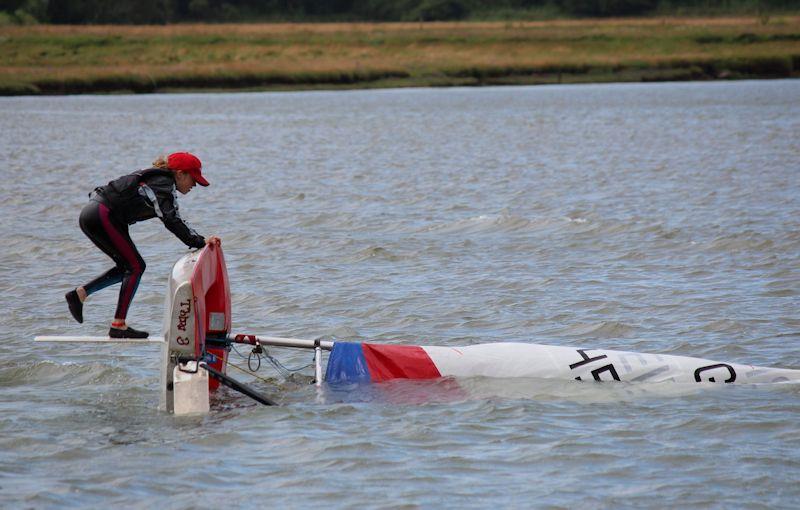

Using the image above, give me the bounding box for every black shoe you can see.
[109,326,149,339]
[65,290,83,324]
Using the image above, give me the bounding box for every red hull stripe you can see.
[362,344,441,382]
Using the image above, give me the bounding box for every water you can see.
[1,80,799,508]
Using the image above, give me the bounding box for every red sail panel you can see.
[362,343,442,382]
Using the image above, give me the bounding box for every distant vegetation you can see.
[2,17,799,95]
[2,1,799,95]
[1,0,799,24]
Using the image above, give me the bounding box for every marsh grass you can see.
[1,17,798,95]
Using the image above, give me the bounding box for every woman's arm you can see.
[144,176,206,248]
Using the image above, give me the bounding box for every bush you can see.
[0,0,45,23]
[407,0,471,20]
[353,0,414,21]
[562,0,658,16]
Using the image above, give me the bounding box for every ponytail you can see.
[152,155,169,170]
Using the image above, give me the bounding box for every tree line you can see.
[2,0,798,24]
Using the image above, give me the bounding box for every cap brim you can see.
[195,174,210,187]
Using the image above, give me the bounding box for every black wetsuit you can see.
[79,168,205,320]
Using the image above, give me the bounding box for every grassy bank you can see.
[1,17,799,95]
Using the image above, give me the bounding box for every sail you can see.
[326,341,800,385]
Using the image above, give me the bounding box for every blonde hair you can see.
[152,155,170,170]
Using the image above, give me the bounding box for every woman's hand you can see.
[206,235,221,246]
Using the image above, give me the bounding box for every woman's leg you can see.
[78,201,146,323]
[95,204,146,322]
[79,202,125,297]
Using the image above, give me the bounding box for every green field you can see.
[1,17,799,95]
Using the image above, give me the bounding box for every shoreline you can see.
[4,72,798,97]
[3,59,797,97]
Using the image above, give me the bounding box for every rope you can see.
[223,358,278,386]
[227,343,314,380]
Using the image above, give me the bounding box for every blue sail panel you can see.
[325,342,372,384]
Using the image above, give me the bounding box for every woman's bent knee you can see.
[124,260,146,277]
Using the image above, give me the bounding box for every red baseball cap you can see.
[167,152,209,187]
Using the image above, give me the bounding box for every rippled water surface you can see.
[2,81,799,508]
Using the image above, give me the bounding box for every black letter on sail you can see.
[694,364,736,383]
[570,349,621,381]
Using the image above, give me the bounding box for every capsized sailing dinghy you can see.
[36,245,800,414]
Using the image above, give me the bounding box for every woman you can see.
[65,152,220,339]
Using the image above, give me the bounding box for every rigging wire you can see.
[229,343,314,379]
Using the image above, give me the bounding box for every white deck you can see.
[34,336,165,343]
